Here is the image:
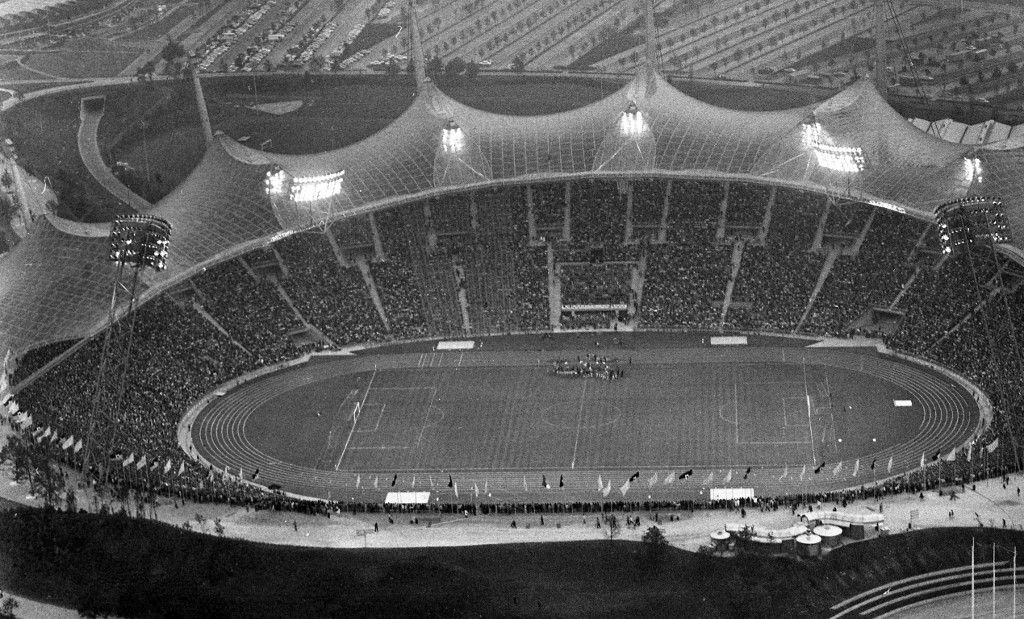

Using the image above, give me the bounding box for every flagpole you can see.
[994,543,997,619]
[973,537,976,619]
[1014,546,1017,619]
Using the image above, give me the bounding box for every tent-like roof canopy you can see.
[2,70,1022,355]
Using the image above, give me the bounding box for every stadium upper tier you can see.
[1,69,1022,355]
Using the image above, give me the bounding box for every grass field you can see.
[194,338,979,502]
[6,506,1023,618]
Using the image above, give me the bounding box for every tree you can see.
[641,525,669,567]
[605,514,620,540]
[426,55,444,76]
[160,39,186,64]
[445,57,466,75]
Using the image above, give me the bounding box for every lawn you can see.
[1,507,1021,618]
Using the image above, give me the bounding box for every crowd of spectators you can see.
[640,242,731,330]
[805,212,926,336]
[570,179,626,245]
[665,179,723,243]
[429,195,473,235]
[725,182,770,228]
[559,263,632,306]
[11,339,77,385]
[459,190,548,333]
[823,200,873,240]
[726,188,825,332]
[630,179,667,228]
[9,177,1024,518]
[192,259,305,365]
[532,182,565,230]
[274,232,386,346]
[331,215,375,249]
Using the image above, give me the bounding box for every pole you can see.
[973,537,977,619]
[1014,546,1017,619]
[995,543,998,618]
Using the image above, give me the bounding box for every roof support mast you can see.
[874,0,888,98]
[408,1,428,92]
[191,69,214,144]
[643,0,657,73]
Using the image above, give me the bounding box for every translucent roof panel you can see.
[2,73,1023,356]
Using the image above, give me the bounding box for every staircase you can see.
[716,180,729,241]
[718,240,745,330]
[845,207,876,256]
[562,182,572,242]
[889,266,921,310]
[369,213,386,261]
[271,276,335,347]
[811,199,830,253]
[757,185,776,245]
[547,243,561,329]
[454,263,472,333]
[796,247,841,332]
[657,180,671,243]
[623,182,634,244]
[354,257,391,333]
[322,226,352,268]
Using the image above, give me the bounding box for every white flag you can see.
[163,459,172,474]
[597,475,604,491]
[61,436,74,450]
[619,480,630,496]
[374,476,379,489]
[723,470,732,483]
[355,474,361,488]
[852,459,860,477]
[123,453,135,467]
[703,472,714,485]
[473,483,479,498]
[664,471,675,485]
[177,461,185,476]
[453,481,458,498]
[602,480,611,497]
[41,426,51,439]
[832,461,843,477]
[647,472,658,488]
[799,465,806,481]
[887,456,893,473]
[74,439,83,453]
[943,448,957,462]
[986,438,1000,453]
[136,455,147,470]
[779,465,789,481]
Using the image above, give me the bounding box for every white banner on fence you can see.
[436,340,475,351]
[710,487,755,501]
[709,336,748,346]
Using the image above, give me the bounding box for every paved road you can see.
[77,105,153,213]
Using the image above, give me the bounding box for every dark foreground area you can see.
[1,506,1022,618]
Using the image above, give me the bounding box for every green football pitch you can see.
[192,341,980,502]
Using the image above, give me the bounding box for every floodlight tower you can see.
[80,215,171,485]
[873,0,889,97]
[937,197,1023,471]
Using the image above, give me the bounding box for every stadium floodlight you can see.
[619,101,647,137]
[936,196,1010,254]
[108,215,171,271]
[802,121,865,172]
[265,166,288,196]
[289,170,345,203]
[963,156,983,185]
[442,119,464,153]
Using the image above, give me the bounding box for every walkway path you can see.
[77,101,152,213]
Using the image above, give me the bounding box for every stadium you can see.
[2,0,1024,616]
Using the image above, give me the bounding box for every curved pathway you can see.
[77,100,152,213]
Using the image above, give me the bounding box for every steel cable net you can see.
[2,73,1024,356]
